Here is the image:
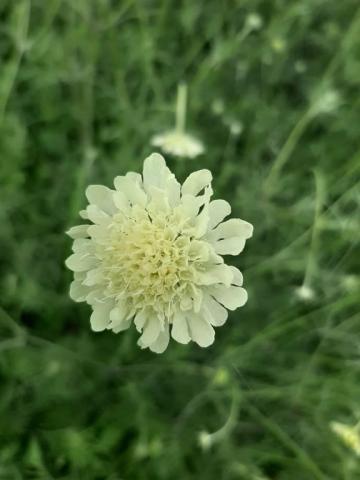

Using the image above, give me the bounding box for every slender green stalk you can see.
[302,169,326,289]
[175,83,187,134]
[246,404,327,480]
[264,7,360,196]
[263,108,313,194]
[0,0,31,123]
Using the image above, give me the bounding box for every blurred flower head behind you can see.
[151,83,204,159]
[331,421,360,456]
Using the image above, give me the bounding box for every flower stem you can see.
[175,83,187,133]
[302,169,325,289]
[263,108,313,195]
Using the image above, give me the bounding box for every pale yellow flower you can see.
[198,431,213,451]
[151,83,204,159]
[330,421,360,456]
[245,13,263,31]
[227,120,243,137]
[151,130,204,158]
[294,284,315,302]
[66,153,253,353]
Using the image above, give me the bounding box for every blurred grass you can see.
[0,0,360,478]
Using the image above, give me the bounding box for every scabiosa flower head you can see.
[150,83,204,159]
[65,153,253,353]
[245,13,263,31]
[198,431,213,451]
[294,284,315,302]
[151,130,204,159]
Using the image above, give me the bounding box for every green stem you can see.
[247,403,327,480]
[302,169,326,289]
[209,389,240,443]
[264,108,313,194]
[263,8,360,197]
[175,83,187,133]
[0,0,31,123]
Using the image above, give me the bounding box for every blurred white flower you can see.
[151,83,204,159]
[341,274,360,292]
[330,421,360,456]
[271,37,286,52]
[311,89,341,115]
[134,438,163,459]
[294,284,315,302]
[66,153,253,353]
[228,120,243,137]
[245,13,263,31]
[151,130,204,158]
[198,431,213,451]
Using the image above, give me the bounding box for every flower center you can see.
[99,207,201,314]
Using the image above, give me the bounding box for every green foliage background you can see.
[0,0,359,478]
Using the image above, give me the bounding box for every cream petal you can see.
[86,205,110,225]
[85,289,104,305]
[171,312,191,344]
[142,152,181,206]
[65,253,98,272]
[214,237,246,256]
[83,267,104,286]
[188,315,215,347]
[79,209,89,219]
[178,194,201,219]
[142,153,167,190]
[149,324,170,353]
[126,171,142,184]
[147,186,170,215]
[134,309,147,332]
[207,249,225,265]
[72,238,94,253]
[180,296,192,311]
[85,185,116,215]
[143,152,166,181]
[210,218,253,241]
[190,284,203,313]
[166,175,181,208]
[208,285,248,311]
[112,317,132,333]
[230,266,243,286]
[208,199,231,230]
[112,191,130,212]
[74,271,86,281]
[195,263,233,287]
[109,303,128,324]
[188,241,210,263]
[69,280,89,302]
[139,316,162,346]
[114,175,147,207]
[182,169,212,196]
[171,313,191,344]
[108,301,132,332]
[90,300,113,331]
[193,204,210,238]
[87,224,109,245]
[197,184,213,208]
[66,225,90,239]
[202,294,228,326]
